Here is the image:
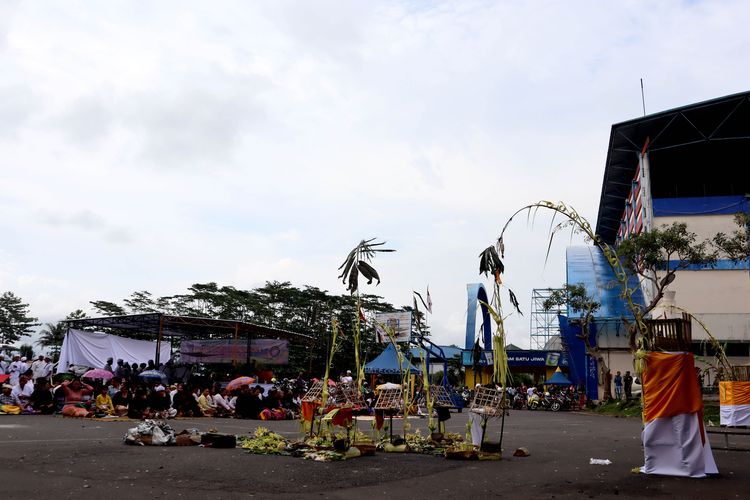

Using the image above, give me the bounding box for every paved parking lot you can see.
[0,410,748,499]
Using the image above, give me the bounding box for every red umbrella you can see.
[83,369,114,380]
[226,376,256,391]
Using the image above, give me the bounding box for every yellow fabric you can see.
[642,352,703,423]
[719,381,750,406]
[198,394,214,412]
[95,394,114,414]
[0,404,21,415]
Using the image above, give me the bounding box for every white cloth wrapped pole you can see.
[639,352,717,478]
[469,414,484,446]
[640,413,718,477]
[57,329,171,374]
[719,381,750,427]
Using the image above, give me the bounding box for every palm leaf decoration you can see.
[508,289,522,316]
[478,246,504,277]
[338,238,394,293]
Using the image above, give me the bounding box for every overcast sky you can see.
[2,0,750,351]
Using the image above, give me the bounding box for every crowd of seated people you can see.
[0,369,304,420]
[1,356,382,421]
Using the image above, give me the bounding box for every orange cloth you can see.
[374,409,385,430]
[331,406,353,427]
[301,401,319,422]
[642,352,703,423]
[719,381,750,406]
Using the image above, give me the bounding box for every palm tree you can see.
[36,321,67,361]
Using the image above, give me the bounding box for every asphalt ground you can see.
[1,410,748,499]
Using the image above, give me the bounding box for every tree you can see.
[713,213,750,262]
[36,310,84,361]
[19,344,34,359]
[123,291,158,314]
[89,300,127,317]
[0,291,39,345]
[36,322,66,360]
[616,222,717,350]
[542,284,612,399]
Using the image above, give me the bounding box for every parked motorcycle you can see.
[528,392,560,411]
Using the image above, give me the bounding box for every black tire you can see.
[551,401,561,412]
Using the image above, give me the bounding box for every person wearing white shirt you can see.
[31,355,46,381]
[0,354,8,374]
[8,356,26,386]
[41,357,54,379]
[11,375,34,409]
[213,389,234,415]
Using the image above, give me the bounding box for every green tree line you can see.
[3,282,412,377]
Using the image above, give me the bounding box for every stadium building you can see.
[561,91,750,399]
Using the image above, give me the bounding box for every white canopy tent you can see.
[57,329,171,374]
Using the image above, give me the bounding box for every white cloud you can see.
[1,0,749,350]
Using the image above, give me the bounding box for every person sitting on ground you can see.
[191,386,201,403]
[112,386,132,417]
[29,378,54,414]
[259,388,287,420]
[173,386,202,417]
[234,386,259,419]
[108,377,123,398]
[95,386,115,416]
[128,388,149,419]
[227,391,237,412]
[212,388,234,417]
[169,384,179,406]
[146,385,175,418]
[61,379,94,405]
[0,384,19,413]
[197,388,216,416]
[12,375,35,411]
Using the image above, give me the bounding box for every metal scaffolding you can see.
[529,288,563,350]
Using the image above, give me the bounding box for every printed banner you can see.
[374,311,412,343]
[179,339,289,365]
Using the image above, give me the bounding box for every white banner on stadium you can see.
[374,311,412,343]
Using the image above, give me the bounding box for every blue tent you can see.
[364,344,420,375]
[545,368,573,386]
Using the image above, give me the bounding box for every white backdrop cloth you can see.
[640,413,718,478]
[57,329,170,374]
[720,404,750,426]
